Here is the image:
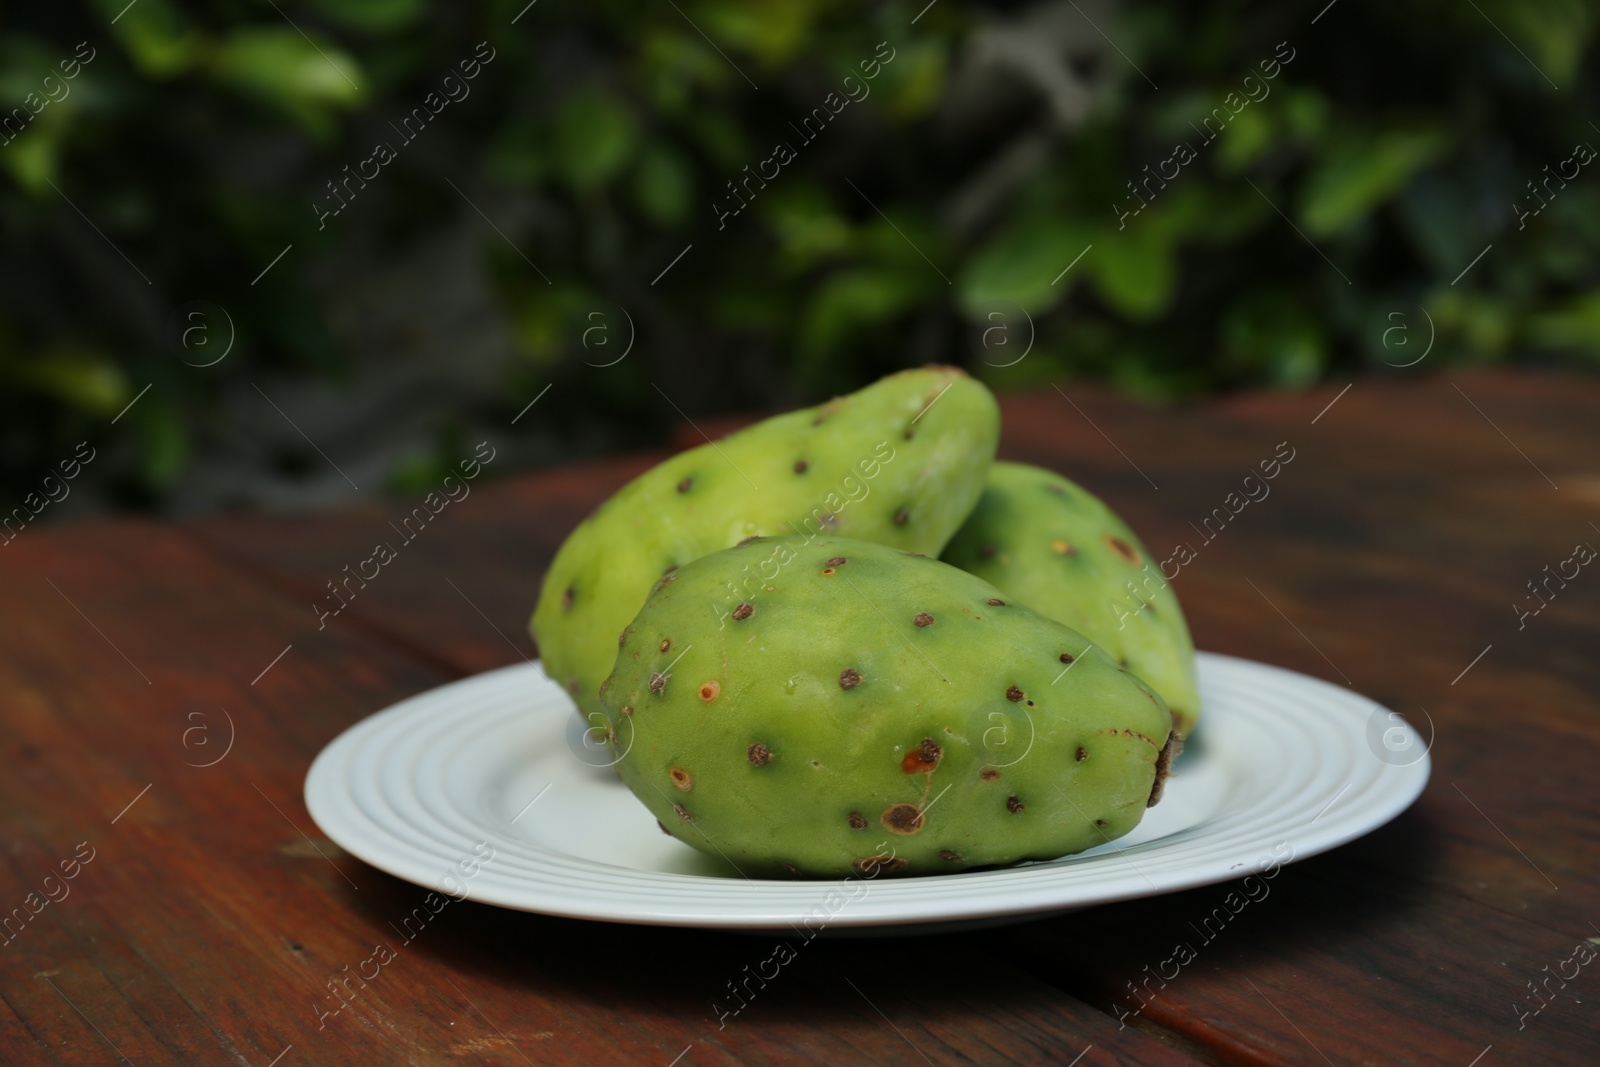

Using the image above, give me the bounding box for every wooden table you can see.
[2,370,1596,1066]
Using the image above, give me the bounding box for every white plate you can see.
[305,654,1429,932]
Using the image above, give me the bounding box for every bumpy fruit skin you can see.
[941,462,1200,735]
[597,535,1175,878]
[532,367,999,723]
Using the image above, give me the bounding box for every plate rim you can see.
[305,653,1430,930]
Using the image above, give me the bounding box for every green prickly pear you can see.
[941,462,1200,735]
[531,367,999,723]
[597,535,1177,877]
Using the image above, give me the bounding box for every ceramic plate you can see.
[305,654,1429,932]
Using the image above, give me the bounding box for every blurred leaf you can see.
[1475,0,1593,86]
[134,401,188,488]
[761,183,853,271]
[631,143,692,227]
[310,0,429,33]
[799,268,923,359]
[1525,293,1600,357]
[697,0,818,67]
[210,27,364,137]
[1298,128,1450,237]
[5,0,1600,516]
[386,449,452,493]
[878,39,945,119]
[959,218,1082,317]
[1221,292,1327,387]
[99,0,207,78]
[1214,100,1274,173]
[553,89,637,190]
[638,30,735,112]
[0,123,63,192]
[500,282,592,369]
[1085,225,1177,320]
[1280,88,1331,144]
[1426,288,1514,358]
[11,351,129,414]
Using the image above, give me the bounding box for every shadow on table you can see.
[326,803,1438,1045]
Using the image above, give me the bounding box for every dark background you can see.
[2,0,1596,516]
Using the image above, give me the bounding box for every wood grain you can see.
[0,522,1194,1065]
[4,368,1597,1064]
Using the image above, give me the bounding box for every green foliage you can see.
[2,0,1598,510]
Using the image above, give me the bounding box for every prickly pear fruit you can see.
[941,462,1200,735]
[597,535,1176,878]
[532,367,999,723]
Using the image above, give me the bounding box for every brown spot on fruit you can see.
[939,850,961,862]
[698,680,721,702]
[677,477,693,493]
[1059,652,1076,664]
[648,673,666,695]
[1107,535,1141,564]
[1006,795,1025,814]
[979,543,997,559]
[620,705,633,717]
[820,567,836,575]
[618,632,628,648]
[853,854,909,876]
[1148,731,1184,808]
[747,742,771,766]
[893,508,909,525]
[1098,727,1158,747]
[794,459,808,474]
[881,804,925,835]
[901,738,942,774]
[1076,747,1088,762]
[847,812,868,830]
[659,638,671,653]
[839,668,862,690]
[669,768,692,791]
[673,803,694,822]
[1051,539,1076,555]
[826,556,847,566]
[987,598,1005,607]
[565,676,580,695]
[561,587,575,611]
[979,767,1000,781]
[732,603,754,621]
[1006,685,1024,702]
[781,862,801,875]
[913,612,935,627]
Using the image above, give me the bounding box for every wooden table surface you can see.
[2,370,1597,1066]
